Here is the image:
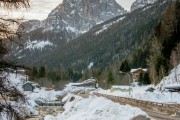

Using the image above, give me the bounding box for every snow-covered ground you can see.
[44,94,149,120]
[157,64,180,89]
[97,64,180,104]
[98,85,180,104]
[26,87,66,102]
[4,73,151,120]
[95,16,126,35]
[63,85,95,93]
[6,72,26,87]
[5,73,66,116]
[4,64,180,120]
[63,80,96,93]
[7,73,65,101]
[23,88,66,116]
[24,40,54,50]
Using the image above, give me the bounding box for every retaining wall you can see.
[94,93,180,115]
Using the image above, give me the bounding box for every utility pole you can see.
[119,71,131,96]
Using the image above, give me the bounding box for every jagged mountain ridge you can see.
[131,0,157,11]
[9,0,126,61]
[46,0,125,34]
[22,0,126,35]
[31,0,171,70]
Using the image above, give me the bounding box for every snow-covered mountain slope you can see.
[98,64,180,104]
[95,16,126,35]
[157,64,180,89]
[131,0,157,11]
[21,0,126,35]
[44,0,126,35]
[3,72,66,117]
[32,0,171,70]
[9,0,126,62]
[19,0,126,44]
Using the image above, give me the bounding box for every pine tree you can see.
[147,37,164,84]
[32,66,38,78]
[143,72,151,85]
[147,1,179,84]
[138,72,144,86]
[119,60,130,72]
[138,72,151,85]
[107,71,115,87]
[39,66,46,78]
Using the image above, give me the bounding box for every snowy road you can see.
[145,109,180,120]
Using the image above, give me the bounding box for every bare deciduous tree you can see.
[0,0,29,120]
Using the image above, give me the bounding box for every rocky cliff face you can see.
[21,0,126,42]
[13,0,171,70]
[131,0,157,11]
[45,0,126,36]
[10,0,126,62]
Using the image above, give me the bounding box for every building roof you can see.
[65,83,83,87]
[112,86,130,89]
[23,81,39,87]
[65,79,96,87]
[82,79,96,84]
[164,84,180,90]
[130,68,148,73]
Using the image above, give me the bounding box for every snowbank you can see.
[6,72,26,90]
[26,88,65,102]
[23,88,66,115]
[98,64,180,104]
[44,95,149,120]
[7,73,65,102]
[63,83,95,93]
[157,64,180,90]
[98,84,180,104]
[5,73,66,116]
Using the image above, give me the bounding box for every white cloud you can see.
[0,0,63,20]
[0,0,135,20]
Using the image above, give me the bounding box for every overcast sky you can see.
[116,0,136,11]
[0,0,135,20]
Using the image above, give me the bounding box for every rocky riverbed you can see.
[26,105,64,120]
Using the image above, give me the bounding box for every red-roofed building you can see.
[130,68,148,82]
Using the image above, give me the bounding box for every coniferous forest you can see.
[26,0,180,88]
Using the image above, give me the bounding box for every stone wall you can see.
[94,93,180,115]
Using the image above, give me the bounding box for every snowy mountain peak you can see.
[46,0,126,34]
[131,0,157,11]
[11,0,126,62]
[21,0,126,41]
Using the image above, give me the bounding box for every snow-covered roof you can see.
[16,69,25,72]
[164,84,180,90]
[142,69,148,72]
[66,79,96,87]
[112,86,130,89]
[65,83,83,87]
[82,79,96,84]
[23,81,39,86]
[130,68,148,73]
